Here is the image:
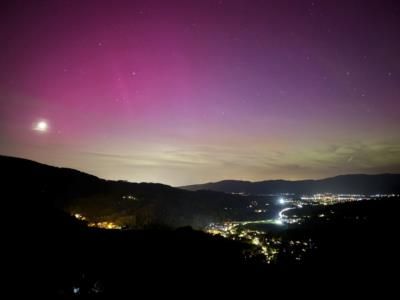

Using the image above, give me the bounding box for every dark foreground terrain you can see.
[3,155,399,297]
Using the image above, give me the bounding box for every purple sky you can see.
[1,0,399,185]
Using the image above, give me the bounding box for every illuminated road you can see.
[278,207,296,220]
[237,205,300,226]
[238,219,282,226]
[208,204,304,231]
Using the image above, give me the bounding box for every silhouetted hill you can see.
[1,155,265,296]
[181,174,400,194]
[1,155,254,228]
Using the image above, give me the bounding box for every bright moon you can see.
[34,120,48,132]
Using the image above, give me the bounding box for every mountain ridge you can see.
[181,174,400,194]
[0,154,254,228]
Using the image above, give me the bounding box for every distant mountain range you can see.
[2,154,399,230]
[181,174,400,195]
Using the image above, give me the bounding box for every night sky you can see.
[1,0,399,185]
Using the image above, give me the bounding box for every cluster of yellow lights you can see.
[72,213,122,230]
[206,222,282,263]
[88,221,122,230]
[207,229,224,236]
[73,213,86,221]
